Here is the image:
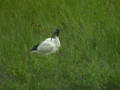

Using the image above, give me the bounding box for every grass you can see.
[0,0,120,89]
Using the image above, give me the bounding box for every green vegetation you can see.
[0,0,120,89]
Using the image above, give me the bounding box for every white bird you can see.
[31,29,61,55]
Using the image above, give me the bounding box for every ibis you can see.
[31,29,61,55]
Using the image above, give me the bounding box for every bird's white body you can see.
[32,36,60,55]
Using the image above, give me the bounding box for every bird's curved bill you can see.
[51,32,56,39]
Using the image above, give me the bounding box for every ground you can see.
[0,0,120,89]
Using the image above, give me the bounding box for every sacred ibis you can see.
[31,29,61,55]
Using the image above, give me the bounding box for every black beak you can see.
[51,32,56,38]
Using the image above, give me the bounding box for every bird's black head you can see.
[51,28,60,38]
[55,28,60,36]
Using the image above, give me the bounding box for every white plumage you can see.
[31,29,61,55]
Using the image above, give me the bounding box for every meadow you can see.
[0,0,120,89]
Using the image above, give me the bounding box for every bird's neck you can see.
[55,36,60,47]
[55,36,59,39]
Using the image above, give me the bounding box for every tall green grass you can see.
[0,0,120,89]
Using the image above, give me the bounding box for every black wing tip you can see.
[31,43,39,51]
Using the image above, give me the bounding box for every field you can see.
[0,0,120,89]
